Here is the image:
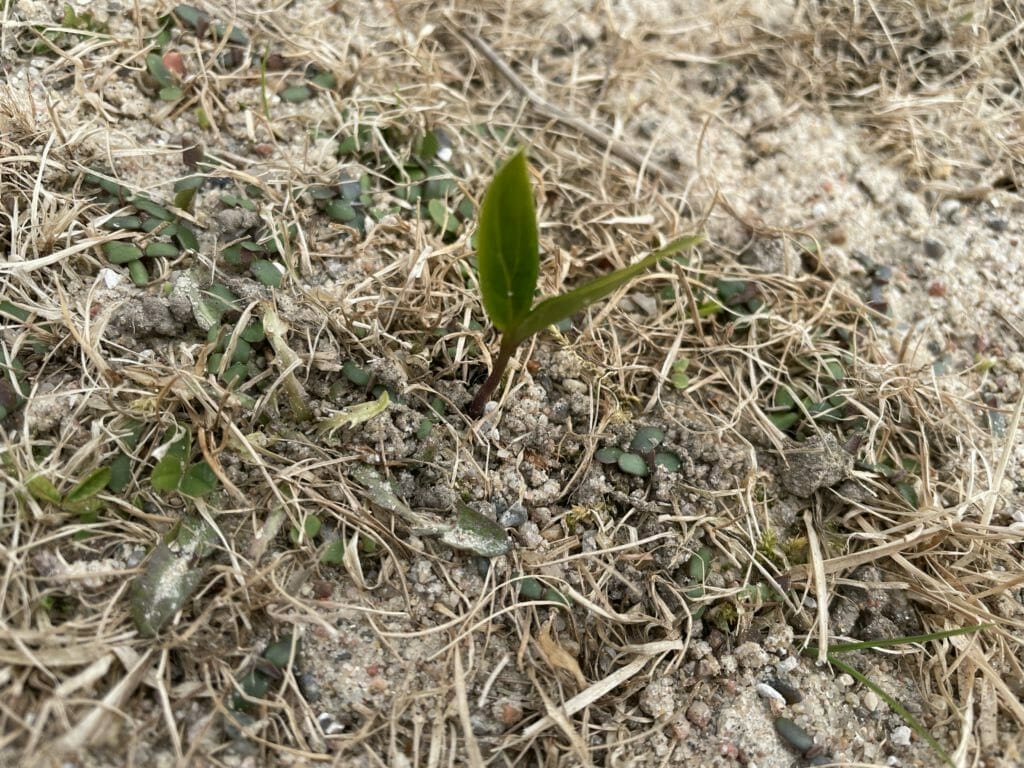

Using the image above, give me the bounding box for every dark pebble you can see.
[923,238,945,259]
[775,716,815,755]
[767,677,804,704]
[986,218,1009,232]
[871,264,893,284]
[298,672,321,703]
[867,284,888,314]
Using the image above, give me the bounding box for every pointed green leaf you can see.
[510,235,703,345]
[65,467,112,505]
[27,475,62,505]
[476,149,538,331]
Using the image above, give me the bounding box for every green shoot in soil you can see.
[467,149,702,416]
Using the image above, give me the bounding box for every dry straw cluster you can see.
[1,1,1022,766]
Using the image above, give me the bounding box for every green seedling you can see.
[232,635,300,712]
[289,514,321,545]
[467,149,702,416]
[683,545,712,619]
[317,390,390,438]
[351,465,509,558]
[593,427,681,478]
[27,466,111,524]
[670,357,691,389]
[150,426,219,497]
[517,575,571,607]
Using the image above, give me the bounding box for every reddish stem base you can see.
[466,337,518,418]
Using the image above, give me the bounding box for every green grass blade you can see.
[825,653,954,767]
[476,149,538,332]
[802,625,987,768]
[822,624,988,654]
[510,234,703,345]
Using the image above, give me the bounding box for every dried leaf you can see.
[536,620,587,688]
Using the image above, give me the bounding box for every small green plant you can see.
[467,149,702,416]
[150,426,219,497]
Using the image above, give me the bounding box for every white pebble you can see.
[100,268,124,288]
[891,725,912,746]
[938,199,960,221]
[775,656,799,674]
[756,683,786,705]
[863,691,880,712]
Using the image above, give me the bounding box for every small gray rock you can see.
[498,502,528,528]
[779,432,853,497]
[923,238,946,259]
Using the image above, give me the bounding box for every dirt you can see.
[1,1,1023,767]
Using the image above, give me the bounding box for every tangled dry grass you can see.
[1,1,1022,766]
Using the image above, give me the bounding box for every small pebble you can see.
[923,238,946,259]
[561,378,587,394]
[776,656,799,674]
[872,264,893,284]
[494,700,523,726]
[298,672,321,703]
[497,502,527,528]
[696,656,721,678]
[317,712,346,735]
[734,641,769,669]
[986,217,1009,232]
[937,198,960,221]
[863,690,880,712]
[757,682,787,705]
[826,224,847,245]
[686,701,712,729]
[891,725,912,746]
[837,673,855,688]
[766,677,803,704]
[774,716,815,755]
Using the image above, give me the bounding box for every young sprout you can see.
[467,149,702,416]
